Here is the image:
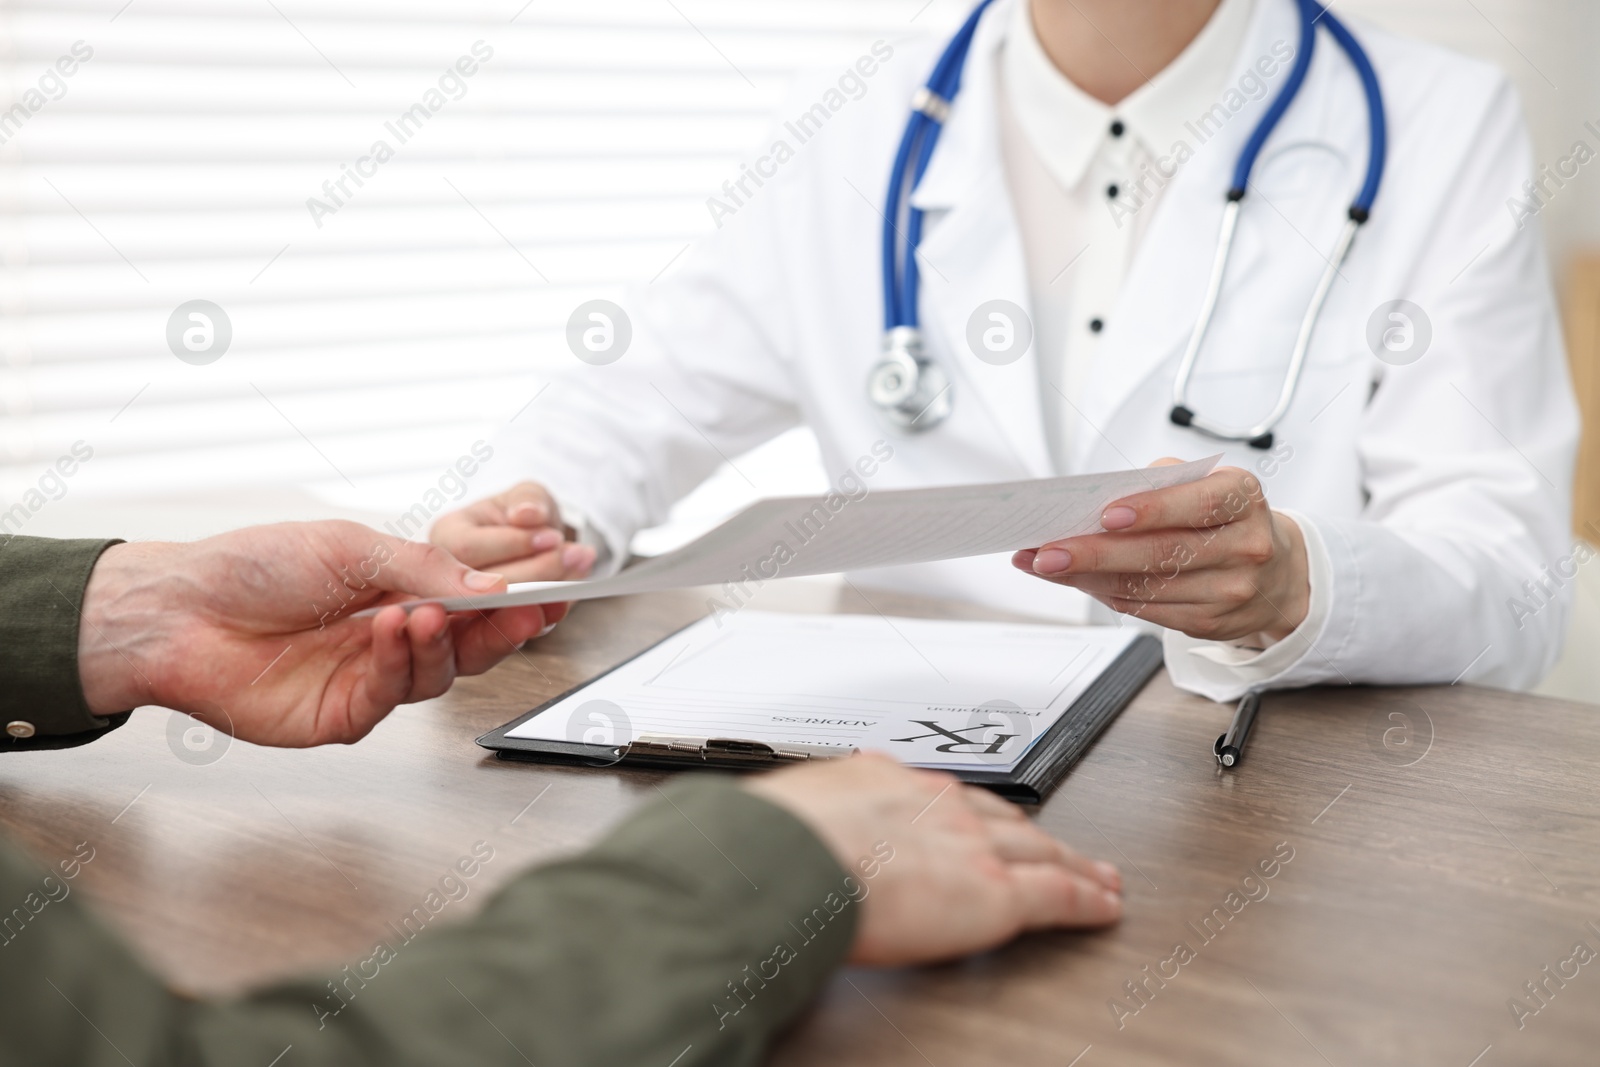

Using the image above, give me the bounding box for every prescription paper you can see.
[394,455,1219,614]
[506,611,1142,772]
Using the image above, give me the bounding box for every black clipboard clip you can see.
[624,735,855,766]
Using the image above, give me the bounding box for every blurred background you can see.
[3,0,1599,694]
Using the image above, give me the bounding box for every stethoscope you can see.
[867,0,1387,449]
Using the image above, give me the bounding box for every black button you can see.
[1106,183,1119,199]
[1089,318,1104,333]
[1109,119,1125,137]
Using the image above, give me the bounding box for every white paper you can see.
[505,611,1141,772]
[390,456,1219,614]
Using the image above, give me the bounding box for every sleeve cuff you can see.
[1163,509,1334,702]
[0,537,128,748]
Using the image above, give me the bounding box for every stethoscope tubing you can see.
[1170,0,1387,447]
[873,0,1388,444]
[883,0,997,331]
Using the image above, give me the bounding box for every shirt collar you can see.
[1000,0,1256,190]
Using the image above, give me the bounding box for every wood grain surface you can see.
[2,579,1597,1066]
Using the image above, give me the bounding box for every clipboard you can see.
[477,618,1163,804]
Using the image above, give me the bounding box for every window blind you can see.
[2,0,1582,533]
[0,0,967,527]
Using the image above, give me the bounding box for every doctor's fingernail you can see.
[531,528,562,552]
[509,502,547,525]
[1101,506,1137,530]
[463,570,502,592]
[1094,861,1121,890]
[1033,548,1072,575]
[562,544,595,570]
[536,622,559,638]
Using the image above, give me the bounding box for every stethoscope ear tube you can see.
[1169,211,1361,450]
[1167,0,1386,448]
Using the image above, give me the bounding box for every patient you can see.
[0,522,1120,1066]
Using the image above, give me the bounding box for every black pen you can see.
[1214,690,1261,769]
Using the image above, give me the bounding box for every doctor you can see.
[431,0,1578,700]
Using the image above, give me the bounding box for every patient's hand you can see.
[746,753,1122,966]
[430,481,597,584]
[78,521,565,746]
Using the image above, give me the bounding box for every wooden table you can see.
[3,580,1598,1065]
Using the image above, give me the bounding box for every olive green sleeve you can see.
[0,776,859,1066]
[0,536,129,750]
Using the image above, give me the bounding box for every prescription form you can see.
[506,611,1141,772]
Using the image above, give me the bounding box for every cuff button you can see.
[6,721,36,739]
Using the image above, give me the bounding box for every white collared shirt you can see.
[996,0,1334,683]
[997,0,1255,472]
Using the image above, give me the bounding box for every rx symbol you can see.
[892,720,1017,755]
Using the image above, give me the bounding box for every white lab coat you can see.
[493,0,1577,700]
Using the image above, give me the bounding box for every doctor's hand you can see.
[78,521,567,747]
[1012,460,1310,645]
[745,753,1122,967]
[430,481,597,584]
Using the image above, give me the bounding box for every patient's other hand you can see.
[746,753,1123,966]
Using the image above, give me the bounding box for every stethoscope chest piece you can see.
[869,326,951,431]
